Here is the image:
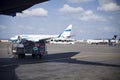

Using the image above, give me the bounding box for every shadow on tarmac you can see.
[0,52,120,80]
[0,65,19,80]
[1,52,120,68]
[43,52,120,68]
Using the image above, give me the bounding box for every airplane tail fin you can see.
[58,24,72,38]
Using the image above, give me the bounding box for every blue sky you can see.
[0,0,120,40]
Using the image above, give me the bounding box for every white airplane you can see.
[10,24,73,43]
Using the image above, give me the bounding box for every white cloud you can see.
[59,4,84,13]
[68,0,94,3]
[79,10,106,21]
[97,2,120,12]
[59,4,106,22]
[98,0,116,5]
[16,8,48,17]
[0,25,6,29]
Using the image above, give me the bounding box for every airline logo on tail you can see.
[58,24,72,38]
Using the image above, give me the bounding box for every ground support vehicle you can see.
[12,40,47,59]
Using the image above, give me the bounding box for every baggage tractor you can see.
[12,40,47,59]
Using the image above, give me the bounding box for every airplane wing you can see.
[0,0,49,16]
[27,37,52,42]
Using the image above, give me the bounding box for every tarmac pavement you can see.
[0,42,120,80]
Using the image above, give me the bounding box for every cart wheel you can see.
[39,54,42,59]
[22,54,25,58]
[32,54,36,58]
[18,54,25,59]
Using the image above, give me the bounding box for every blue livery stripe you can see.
[58,33,62,38]
[65,29,71,32]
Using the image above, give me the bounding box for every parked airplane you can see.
[10,24,73,43]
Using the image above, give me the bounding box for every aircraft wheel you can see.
[18,54,25,59]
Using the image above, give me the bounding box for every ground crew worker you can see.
[17,36,22,43]
[17,42,24,54]
[18,42,24,48]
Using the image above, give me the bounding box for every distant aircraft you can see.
[112,35,117,40]
[10,24,73,43]
[50,38,75,44]
[0,0,49,16]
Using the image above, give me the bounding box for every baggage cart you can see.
[12,40,47,59]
